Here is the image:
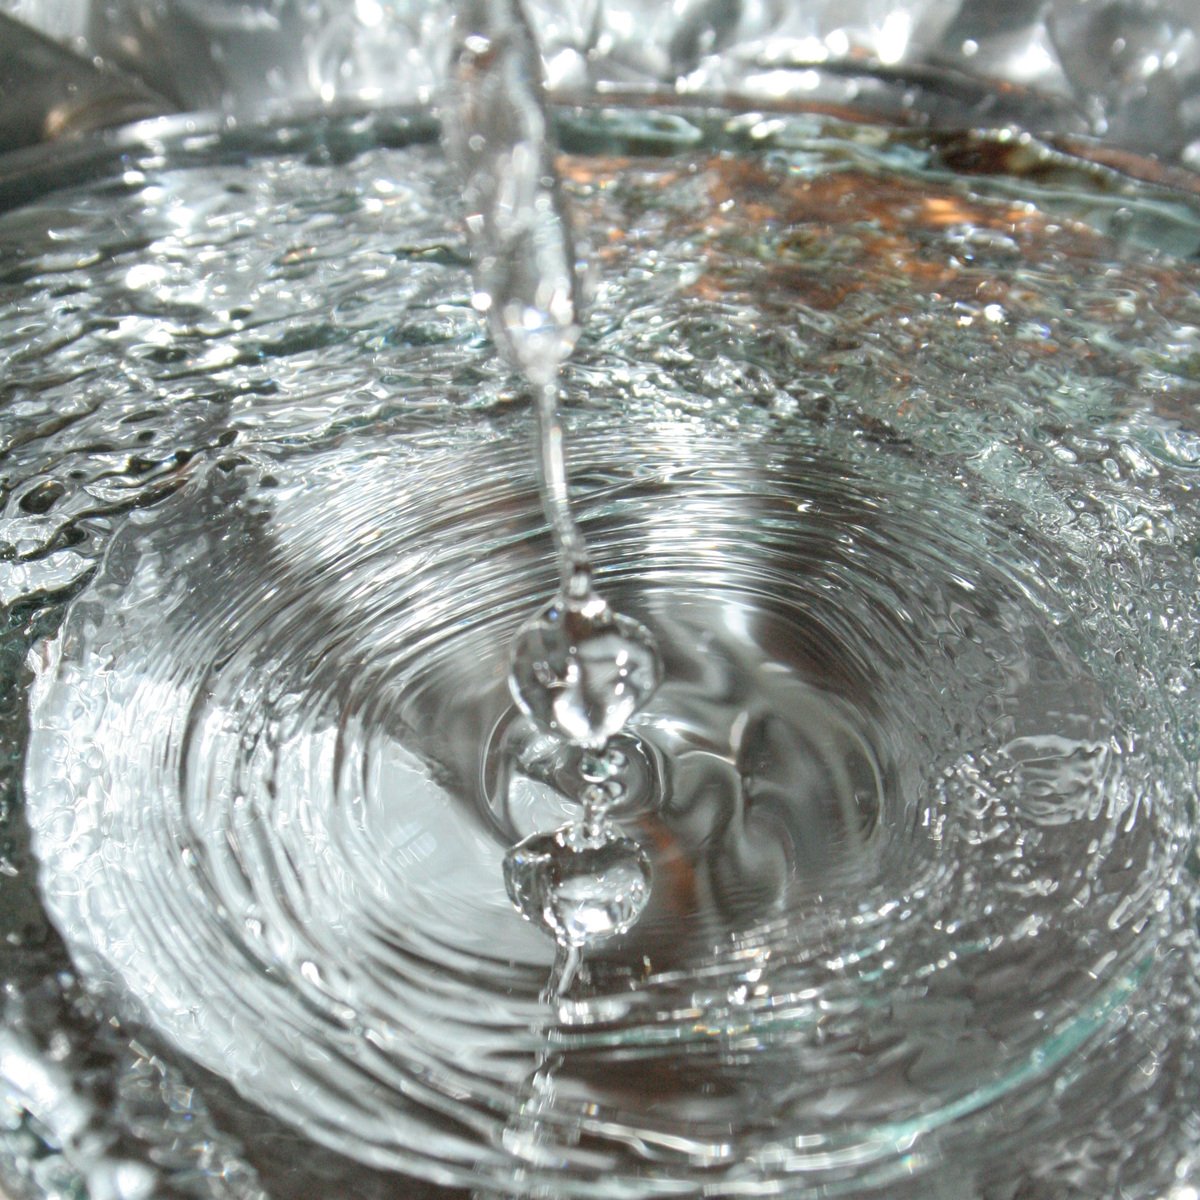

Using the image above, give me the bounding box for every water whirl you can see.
[7,107,1200,1198]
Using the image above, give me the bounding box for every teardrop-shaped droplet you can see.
[503,823,651,948]
[509,593,662,748]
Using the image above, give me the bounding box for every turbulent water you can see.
[4,107,1200,1198]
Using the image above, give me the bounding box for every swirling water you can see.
[3,108,1200,1198]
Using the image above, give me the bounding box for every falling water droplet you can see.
[503,822,651,947]
[445,6,664,950]
[509,591,663,748]
[445,0,664,952]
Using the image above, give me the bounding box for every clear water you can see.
[445,0,666,942]
[3,107,1200,1199]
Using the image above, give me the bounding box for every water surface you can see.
[2,108,1200,1198]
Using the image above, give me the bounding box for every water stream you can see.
[2,97,1200,1198]
[443,0,662,960]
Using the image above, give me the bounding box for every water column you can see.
[443,0,663,956]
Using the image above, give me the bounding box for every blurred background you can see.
[3,0,1200,165]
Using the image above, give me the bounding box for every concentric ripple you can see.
[9,109,1200,1197]
[25,418,1179,1195]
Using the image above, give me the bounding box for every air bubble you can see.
[579,745,628,783]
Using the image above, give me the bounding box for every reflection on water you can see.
[2,108,1200,1197]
